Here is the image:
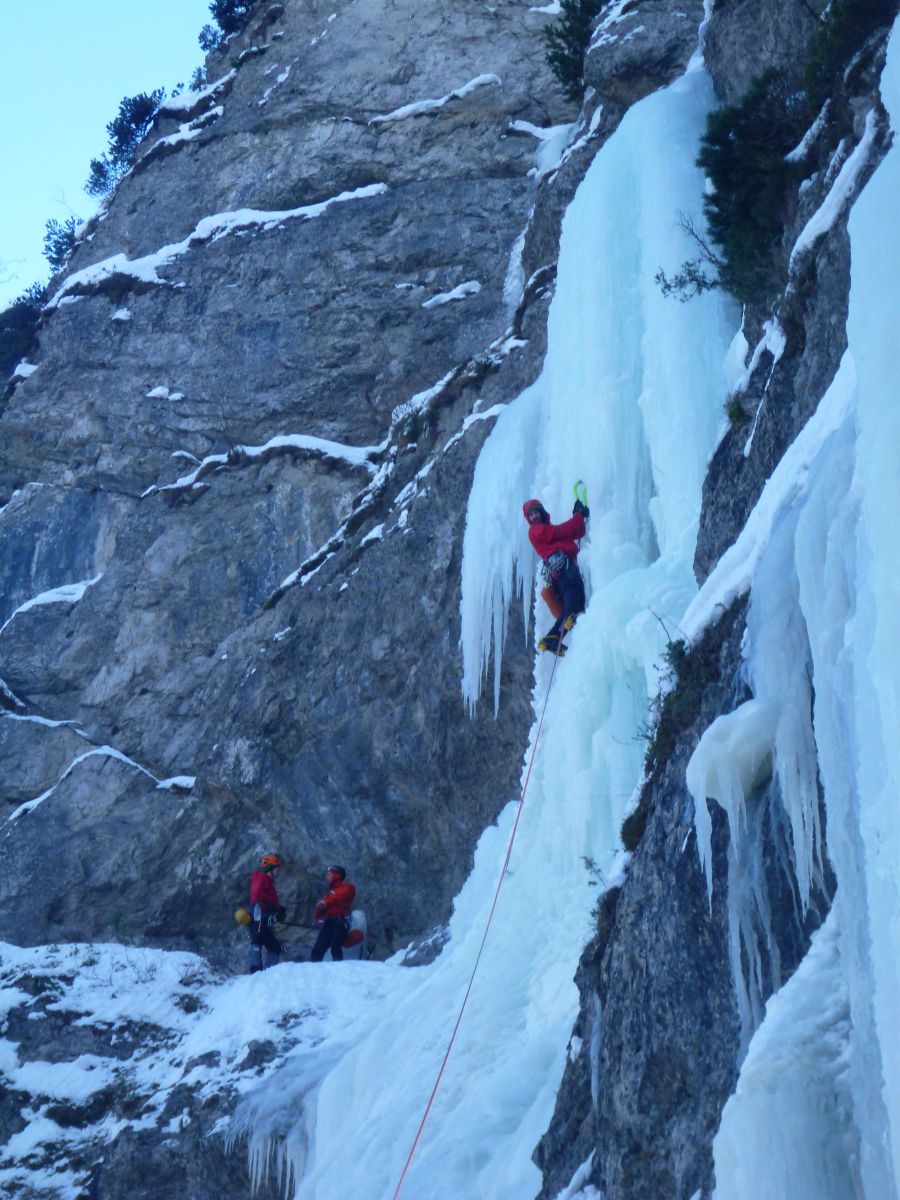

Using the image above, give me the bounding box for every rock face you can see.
[1,0,581,961]
[1,0,895,1197]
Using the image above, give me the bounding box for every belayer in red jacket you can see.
[523,496,589,654]
[311,866,356,962]
[247,853,286,973]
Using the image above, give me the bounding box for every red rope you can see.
[391,643,565,1200]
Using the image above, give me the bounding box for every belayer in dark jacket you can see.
[247,853,286,973]
[311,866,356,962]
[523,497,589,653]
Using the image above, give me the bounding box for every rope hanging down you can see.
[391,643,566,1200]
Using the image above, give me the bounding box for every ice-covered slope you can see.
[695,22,900,1199]
[230,55,737,1200]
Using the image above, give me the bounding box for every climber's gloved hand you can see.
[573,499,590,519]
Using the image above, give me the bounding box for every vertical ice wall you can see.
[685,22,900,1200]
[234,48,739,1200]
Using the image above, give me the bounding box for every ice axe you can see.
[572,480,589,549]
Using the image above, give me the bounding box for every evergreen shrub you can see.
[805,0,900,109]
[543,0,604,103]
[696,71,809,305]
[86,90,165,197]
[199,0,256,50]
[1,284,47,380]
[43,217,81,272]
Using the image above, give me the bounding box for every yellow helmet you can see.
[234,907,252,926]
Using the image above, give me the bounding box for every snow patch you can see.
[0,575,101,638]
[369,74,502,124]
[421,280,482,309]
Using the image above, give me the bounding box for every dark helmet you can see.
[325,865,346,881]
[523,498,547,523]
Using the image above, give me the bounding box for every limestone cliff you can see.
[1,0,897,1197]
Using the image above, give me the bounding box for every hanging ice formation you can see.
[683,21,900,1200]
[229,52,738,1200]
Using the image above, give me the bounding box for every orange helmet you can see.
[260,853,283,871]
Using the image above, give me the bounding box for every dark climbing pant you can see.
[544,559,585,641]
[248,919,282,972]
[311,917,349,962]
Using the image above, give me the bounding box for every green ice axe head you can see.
[573,480,588,506]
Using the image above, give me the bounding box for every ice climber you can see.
[247,853,287,973]
[523,496,589,654]
[311,866,357,962]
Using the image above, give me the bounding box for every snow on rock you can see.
[359,523,385,546]
[588,0,638,52]
[785,101,831,163]
[510,120,575,178]
[369,74,502,125]
[789,108,879,268]
[553,1154,602,1200]
[144,105,224,157]
[142,430,383,499]
[551,100,605,178]
[110,307,132,321]
[0,942,392,1200]
[0,575,101,638]
[46,184,389,309]
[158,70,236,117]
[421,280,482,309]
[4,742,194,826]
[11,361,38,380]
[258,61,295,106]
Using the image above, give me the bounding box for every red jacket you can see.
[316,881,356,920]
[250,870,280,913]
[523,500,585,562]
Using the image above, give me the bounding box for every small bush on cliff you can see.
[805,0,900,108]
[43,216,81,273]
[697,71,809,304]
[657,71,808,305]
[543,0,604,103]
[199,0,257,51]
[1,283,46,380]
[86,89,166,197]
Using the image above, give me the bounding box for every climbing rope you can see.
[391,641,566,1200]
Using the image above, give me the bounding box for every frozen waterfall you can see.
[685,21,900,1200]
[234,52,738,1200]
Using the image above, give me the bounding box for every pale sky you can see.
[0,0,214,308]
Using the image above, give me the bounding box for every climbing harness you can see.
[391,635,566,1200]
